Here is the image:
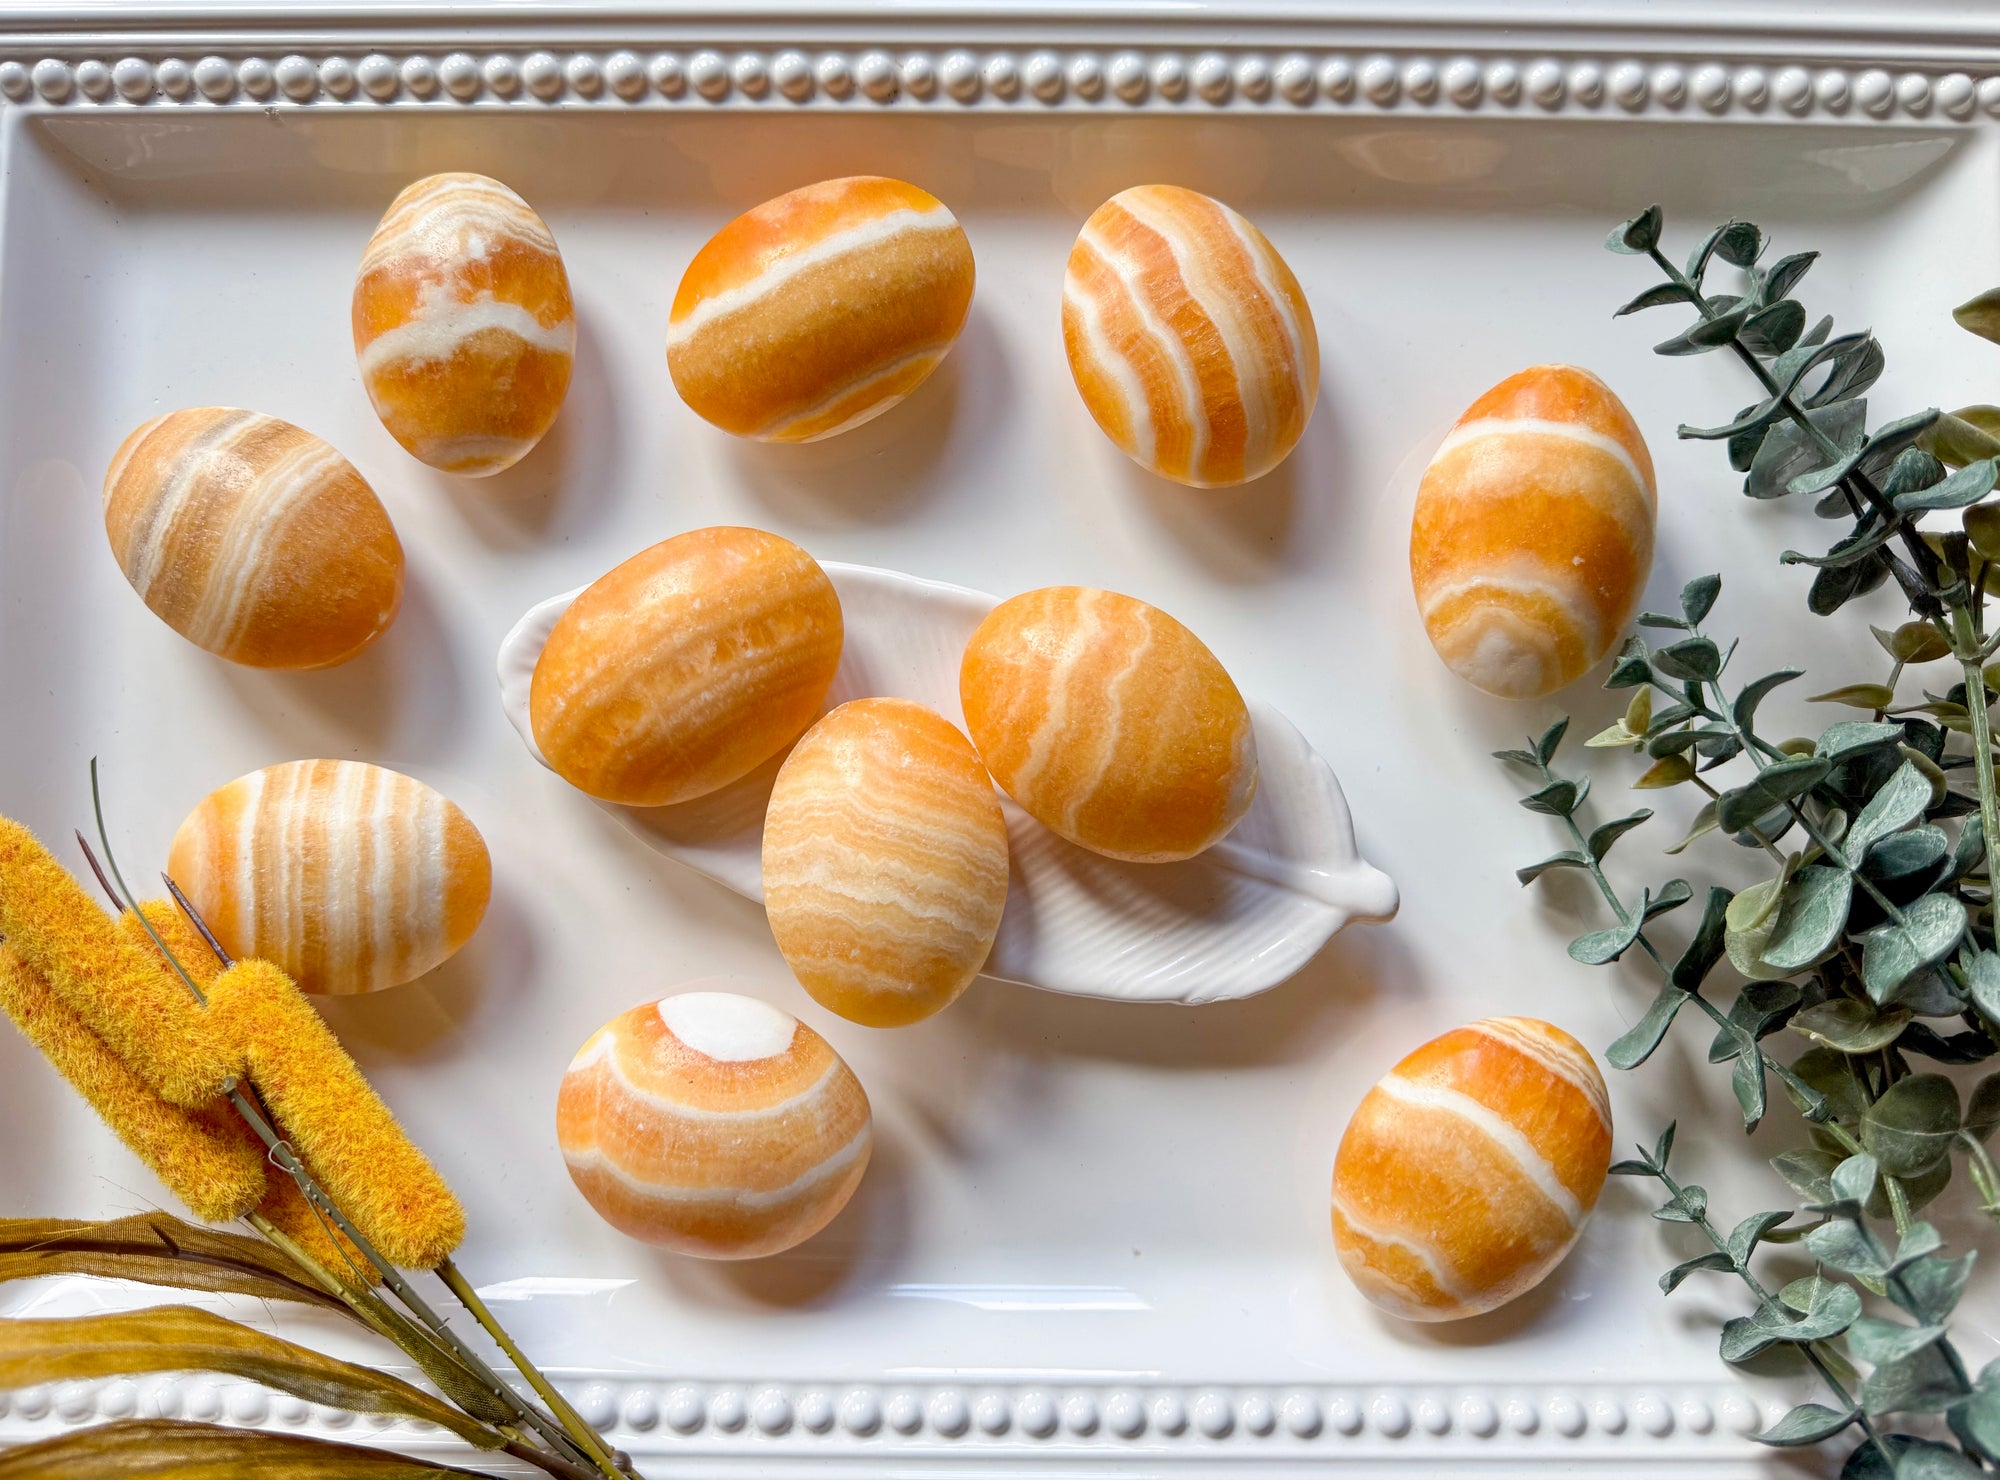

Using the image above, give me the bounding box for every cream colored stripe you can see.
[1008,590,1099,804]
[603,1054,842,1125]
[1433,417,1650,498]
[1062,282,1156,470]
[759,341,948,441]
[666,205,959,345]
[1114,193,1271,470]
[1414,565,1604,651]
[1472,1017,1611,1128]
[1223,209,1308,408]
[1375,1073,1584,1226]
[129,410,257,602]
[232,768,266,963]
[359,293,573,374]
[190,439,345,652]
[1077,225,1210,474]
[1331,1193,1472,1302]
[564,1121,869,1207]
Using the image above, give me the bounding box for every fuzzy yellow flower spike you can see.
[0,820,464,1270]
[0,947,266,1222]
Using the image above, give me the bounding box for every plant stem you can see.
[1653,1162,1897,1470]
[1950,602,2000,905]
[438,1258,633,1480]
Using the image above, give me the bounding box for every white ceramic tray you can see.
[5,3,2000,1475]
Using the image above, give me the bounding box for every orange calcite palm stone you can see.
[960,586,1257,863]
[353,172,575,476]
[1331,1016,1612,1321]
[1063,184,1319,487]
[764,699,1008,1027]
[103,407,403,670]
[668,175,975,442]
[168,760,492,997]
[530,527,844,807]
[1410,364,1657,699]
[557,991,872,1258]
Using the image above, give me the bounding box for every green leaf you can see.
[1679,573,1721,626]
[1805,336,1885,408]
[1818,721,1906,761]
[1660,1250,1734,1294]
[1652,637,1723,682]
[1763,250,1818,302]
[1754,1401,1854,1447]
[1810,683,1897,710]
[1873,621,1952,664]
[1587,810,1652,859]
[1863,1074,1962,1176]
[1656,302,1756,356]
[1888,1222,1944,1274]
[1716,757,1829,832]
[1759,866,1853,971]
[1607,985,1688,1070]
[1726,876,1796,983]
[1922,407,2000,471]
[1644,878,1693,919]
[1733,1047,1769,1131]
[1791,998,1911,1054]
[1516,850,1591,884]
[1833,1152,1881,1208]
[0,1419,496,1480]
[1605,636,1652,689]
[1808,1219,1888,1281]
[1967,952,2000,1027]
[1570,894,1649,965]
[1965,1072,2000,1141]
[1616,280,1697,315]
[1847,761,1936,859]
[1847,1316,1947,1367]
[1521,778,1586,816]
[1493,747,1539,766]
[1732,668,1801,729]
[1606,205,1664,255]
[1726,1209,1792,1265]
[1634,753,1695,789]
[1535,716,1569,764]
[1772,1147,1840,1202]
[1891,1250,1977,1325]
[1953,1381,2000,1465]
[1653,1120,1676,1171]
[1654,1182,1707,1223]
[1859,1342,1962,1418]
[1968,501,2000,561]
[1669,886,1733,993]
[1740,299,1806,357]
[1896,457,1999,513]
[1861,895,1968,1004]
[1714,220,1763,267]
[1862,825,1949,885]
[1719,1278,1859,1361]
[1747,400,1867,499]
[1955,285,2000,343]
[0,1306,502,1447]
[1663,800,1720,855]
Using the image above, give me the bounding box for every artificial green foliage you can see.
[1504,208,2000,1473]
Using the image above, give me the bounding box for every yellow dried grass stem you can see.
[255,1168,379,1288]
[0,948,264,1223]
[0,821,231,1104]
[208,959,465,1270]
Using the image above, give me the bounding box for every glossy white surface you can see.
[0,78,1996,1475]
[498,564,1398,1003]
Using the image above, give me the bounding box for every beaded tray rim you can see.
[1,0,1995,1471]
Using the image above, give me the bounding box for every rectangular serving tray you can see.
[4,3,2000,1474]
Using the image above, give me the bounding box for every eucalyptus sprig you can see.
[1500,207,2000,1471]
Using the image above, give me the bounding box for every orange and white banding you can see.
[531,527,844,808]
[1062,184,1318,488]
[103,408,404,670]
[353,173,575,476]
[960,586,1258,863]
[1410,364,1657,700]
[168,760,492,997]
[667,176,975,443]
[1331,1016,1612,1322]
[556,991,872,1258]
[763,699,1008,1028]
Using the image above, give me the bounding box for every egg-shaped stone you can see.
[353,172,575,476]
[531,527,844,807]
[103,408,404,670]
[1410,364,1657,699]
[1332,1016,1612,1322]
[168,759,492,996]
[557,990,872,1258]
[1063,184,1319,488]
[960,586,1257,863]
[668,175,975,443]
[763,699,1008,1028]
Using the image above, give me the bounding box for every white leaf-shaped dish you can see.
[497,563,1398,1004]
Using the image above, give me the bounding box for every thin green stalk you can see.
[438,1259,633,1480]
[1652,1161,1897,1472]
[1950,602,2000,905]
